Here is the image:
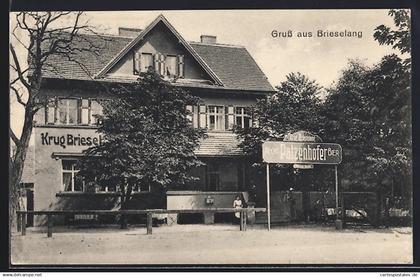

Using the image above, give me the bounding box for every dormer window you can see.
[165,55,178,77]
[133,52,184,78]
[140,53,154,73]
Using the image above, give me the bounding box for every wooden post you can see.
[17,212,21,233]
[21,213,26,236]
[47,214,53,238]
[266,163,271,231]
[243,211,247,231]
[147,213,153,235]
[240,211,244,231]
[335,165,339,213]
[335,165,343,230]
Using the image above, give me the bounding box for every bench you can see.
[16,207,267,238]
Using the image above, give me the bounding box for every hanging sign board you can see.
[284,130,322,142]
[293,164,314,169]
[262,141,342,164]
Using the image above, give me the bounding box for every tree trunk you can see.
[10,107,35,229]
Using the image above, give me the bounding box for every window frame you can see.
[164,54,178,77]
[207,105,225,131]
[57,98,80,125]
[140,52,154,73]
[61,159,84,192]
[234,107,251,129]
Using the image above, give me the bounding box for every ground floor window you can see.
[62,159,84,192]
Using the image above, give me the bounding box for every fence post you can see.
[47,214,53,238]
[17,212,21,233]
[243,211,247,231]
[147,212,153,235]
[21,213,27,236]
[240,211,244,231]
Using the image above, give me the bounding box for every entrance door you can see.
[26,189,34,227]
[206,163,220,191]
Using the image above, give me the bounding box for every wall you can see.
[166,191,249,224]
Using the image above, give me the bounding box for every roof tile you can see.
[37,33,274,92]
[194,132,244,157]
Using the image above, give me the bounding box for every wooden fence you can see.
[16,208,266,238]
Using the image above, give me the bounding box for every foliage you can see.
[374,9,411,66]
[322,54,411,192]
[78,72,205,208]
[235,72,326,192]
[237,72,324,160]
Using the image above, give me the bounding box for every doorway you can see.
[206,162,220,191]
[20,183,34,227]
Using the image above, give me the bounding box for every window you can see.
[207,106,225,131]
[165,55,178,77]
[58,99,78,125]
[141,53,154,73]
[235,107,251,129]
[46,98,103,126]
[135,52,184,77]
[62,160,84,192]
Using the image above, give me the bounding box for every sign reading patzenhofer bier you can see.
[262,141,342,164]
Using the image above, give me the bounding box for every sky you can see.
[10,9,406,138]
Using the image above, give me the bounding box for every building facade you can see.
[22,15,275,226]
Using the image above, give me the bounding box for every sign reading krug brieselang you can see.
[40,132,104,149]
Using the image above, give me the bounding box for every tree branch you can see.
[9,43,31,90]
[10,85,27,106]
[9,127,20,146]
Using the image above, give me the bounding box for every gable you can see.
[106,22,214,82]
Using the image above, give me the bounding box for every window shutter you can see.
[227,105,234,130]
[178,55,184,78]
[46,97,56,124]
[133,52,140,75]
[250,107,258,127]
[154,53,160,74]
[192,105,198,128]
[90,100,103,126]
[159,54,166,76]
[80,99,90,125]
[186,105,193,125]
[199,104,206,128]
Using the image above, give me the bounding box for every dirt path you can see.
[11,224,412,264]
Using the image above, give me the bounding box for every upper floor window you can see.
[235,107,251,129]
[133,52,184,78]
[140,53,153,73]
[165,55,178,77]
[46,98,103,126]
[207,106,225,131]
[192,104,253,131]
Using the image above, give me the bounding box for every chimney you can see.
[118,27,142,38]
[200,35,217,44]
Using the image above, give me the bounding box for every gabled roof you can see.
[95,14,223,86]
[190,42,274,92]
[35,15,275,92]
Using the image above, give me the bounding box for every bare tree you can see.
[9,12,103,226]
